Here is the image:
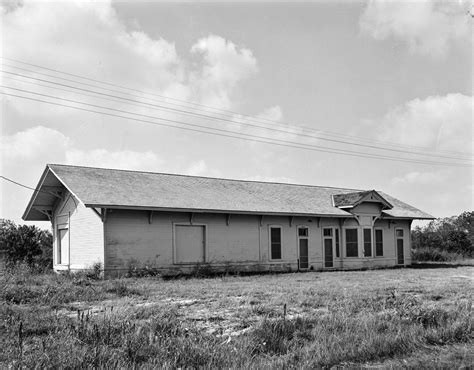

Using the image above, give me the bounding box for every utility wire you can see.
[1,90,471,168]
[2,58,471,158]
[4,62,469,157]
[0,175,60,198]
[5,61,471,158]
[5,84,472,165]
[2,72,471,162]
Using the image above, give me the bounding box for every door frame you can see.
[395,227,405,265]
[173,222,207,265]
[55,212,70,267]
[322,227,335,268]
[296,225,310,270]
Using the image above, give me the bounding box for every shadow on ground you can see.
[409,261,474,269]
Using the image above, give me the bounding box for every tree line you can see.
[411,211,473,261]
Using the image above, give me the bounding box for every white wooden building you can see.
[23,164,434,276]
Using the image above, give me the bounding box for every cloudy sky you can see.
[1,0,472,228]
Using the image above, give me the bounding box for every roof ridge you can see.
[47,163,365,192]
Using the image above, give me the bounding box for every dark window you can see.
[335,229,340,258]
[298,227,308,237]
[270,227,282,259]
[323,228,332,237]
[345,229,358,257]
[375,229,383,256]
[363,228,372,257]
[396,229,404,238]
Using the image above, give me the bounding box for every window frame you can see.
[323,228,333,237]
[345,228,359,258]
[269,225,283,261]
[298,226,309,237]
[374,228,384,257]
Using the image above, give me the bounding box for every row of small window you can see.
[270,227,404,260]
[345,228,384,257]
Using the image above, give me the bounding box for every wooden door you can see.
[397,239,404,265]
[324,238,333,268]
[299,239,309,269]
[58,228,69,265]
[396,229,404,265]
[323,228,334,268]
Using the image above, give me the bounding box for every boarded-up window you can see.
[363,228,372,257]
[345,229,358,257]
[175,225,205,263]
[58,228,69,265]
[335,229,340,258]
[375,229,383,256]
[270,227,282,260]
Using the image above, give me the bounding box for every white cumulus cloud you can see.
[374,93,473,153]
[360,0,471,58]
[1,1,260,118]
[1,126,164,172]
[0,126,69,163]
[190,35,258,108]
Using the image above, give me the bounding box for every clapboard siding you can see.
[352,203,382,215]
[105,211,262,270]
[105,210,174,270]
[53,192,104,271]
[204,214,260,263]
[103,209,413,275]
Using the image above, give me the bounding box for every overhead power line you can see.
[2,72,472,162]
[0,175,60,198]
[1,89,471,168]
[2,57,471,158]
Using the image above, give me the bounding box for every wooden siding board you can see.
[105,210,175,270]
[52,191,104,271]
[103,210,413,274]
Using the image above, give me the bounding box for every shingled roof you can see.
[23,164,434,220]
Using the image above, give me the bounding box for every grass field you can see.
[1,265,472,368]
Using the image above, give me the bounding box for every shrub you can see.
[126,259,161,277]
[0,220,52,270]
[411,212,473,260]
[411,247,463,262]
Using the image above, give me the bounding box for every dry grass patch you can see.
[1,266,472,368]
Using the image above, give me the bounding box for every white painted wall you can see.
[103,208,413,275]
[52,191,104,271]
